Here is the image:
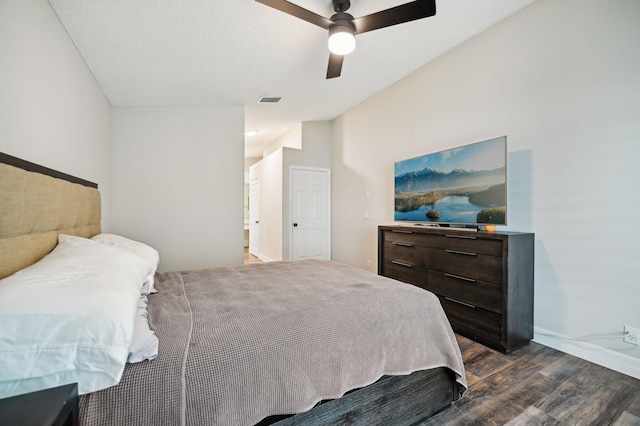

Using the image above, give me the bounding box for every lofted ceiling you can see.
[48,0,536,157]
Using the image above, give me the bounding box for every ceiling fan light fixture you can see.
[255,0,437,79]
[328,21,356,55]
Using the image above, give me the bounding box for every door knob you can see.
[293,223,298,227]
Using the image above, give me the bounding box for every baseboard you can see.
[533,327,640,380]
[257,254,274,263]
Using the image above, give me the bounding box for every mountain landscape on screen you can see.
[394,137,507,225]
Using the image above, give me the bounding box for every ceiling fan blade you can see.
[353,0,436,34]
[326,53,344,79]
[256,0,332,29]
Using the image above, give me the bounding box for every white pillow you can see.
[127,294,159,363]
[91,234,160,363]
[0,235,150,398]
[91,233,160,294]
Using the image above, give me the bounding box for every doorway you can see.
[249,177,260,257]
[290,167,331,261]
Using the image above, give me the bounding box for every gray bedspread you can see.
[80,260,466,426]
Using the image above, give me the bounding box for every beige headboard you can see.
[0,153,101,279]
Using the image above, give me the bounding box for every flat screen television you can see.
[394,136,507,226]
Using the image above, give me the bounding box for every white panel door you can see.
[249,177,260,256]
[291,168,330,261]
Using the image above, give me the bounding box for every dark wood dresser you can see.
[378,225,534,353]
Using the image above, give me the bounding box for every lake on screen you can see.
[394,195,484,223]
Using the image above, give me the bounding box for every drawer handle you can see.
[391,230,413,234]
[446,249,477,256]
[392,242,413,247]
[445,273,476,283]
[391,260,412,268]
[445,234,477,240]
[445,297,476,309]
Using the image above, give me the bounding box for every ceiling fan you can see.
[256,0,437,79]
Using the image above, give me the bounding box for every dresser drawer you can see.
[427,247,502,284]
[383,241,427,268]
[438,295,502,343]
[384,230,428,246]
[429,234,502,257]
[428,270,502,314]
[380,260,428,290]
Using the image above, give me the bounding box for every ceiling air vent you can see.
[257,96,282,104]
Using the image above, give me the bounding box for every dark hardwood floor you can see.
[422,335,640,425]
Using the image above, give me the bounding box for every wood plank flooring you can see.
[421,335,640,426]
[244,248,263,265]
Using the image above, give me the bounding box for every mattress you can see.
[80,260,466,426]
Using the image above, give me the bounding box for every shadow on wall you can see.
[331,122,388,272]
[533,240,564,334]
[507,149,533,232]
[508,149,567,337]
[508,150,563,332]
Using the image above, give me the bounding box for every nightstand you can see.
[0,383,78,426]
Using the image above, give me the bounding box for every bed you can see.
[0,152,466,426]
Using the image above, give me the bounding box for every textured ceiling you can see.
[48,0,536,157]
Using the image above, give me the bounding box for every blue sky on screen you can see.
[395,137,506,177]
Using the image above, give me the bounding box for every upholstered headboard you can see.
[0,153,101,279]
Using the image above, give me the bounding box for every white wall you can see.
[0,0,112,228]
[332,0,640,375]
[263,124,302,157]
[112,107,244,272]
